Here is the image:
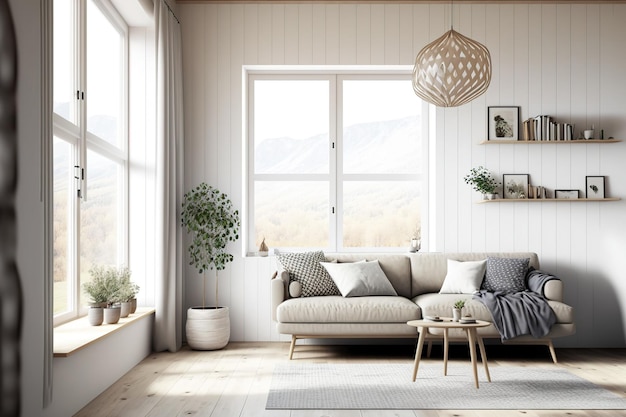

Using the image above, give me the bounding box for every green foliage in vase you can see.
[463,166,500,194]
[454,299,466,309]
[181,182,240,308]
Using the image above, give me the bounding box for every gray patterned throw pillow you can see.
[276,251,340,297]
[481,257,529,293]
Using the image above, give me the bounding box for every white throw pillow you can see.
[439,259,487,294]
[320,260,398,297]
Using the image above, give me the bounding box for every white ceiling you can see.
[111,0,153,26]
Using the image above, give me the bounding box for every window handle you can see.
[74,165,84,198]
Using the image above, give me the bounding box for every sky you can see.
[253,78,421,144]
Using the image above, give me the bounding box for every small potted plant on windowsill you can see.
[117,268,139,318]
[464,166,500,200]
[86,265,126,325]
[82,273,108,326]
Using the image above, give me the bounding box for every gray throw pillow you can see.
[481,257,529,293]
[276,250,340,297]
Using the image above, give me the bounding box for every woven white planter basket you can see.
[186,306,230,350]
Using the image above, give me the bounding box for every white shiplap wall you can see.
[179,3,626,347]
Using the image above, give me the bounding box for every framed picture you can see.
[586,176,605,199]
[555,190,579,199]
[488,106,520,141]
[502,174,529,199]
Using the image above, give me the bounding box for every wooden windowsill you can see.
[53,307,155,357]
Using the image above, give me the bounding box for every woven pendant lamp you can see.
[412,28,492,107]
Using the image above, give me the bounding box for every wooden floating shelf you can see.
[478,198,621,203]
[480,139,622,144]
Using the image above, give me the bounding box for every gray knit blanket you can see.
[473,269,557,340]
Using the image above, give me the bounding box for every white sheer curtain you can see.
[153,0,183,352]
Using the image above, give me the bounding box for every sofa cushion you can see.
[276,250,340,297]
[321,260,398,297]
[277,295,420,323]
[413,293,574,324]
[439,259,486,294]
[482,257,529,293]
[413,293,493,322]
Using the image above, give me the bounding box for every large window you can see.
[53,0,128,324]
[248,73,425,252]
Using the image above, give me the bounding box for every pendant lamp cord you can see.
[451,0,454,30]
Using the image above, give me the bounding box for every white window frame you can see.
[53,0,129,326]
[245,67,429,255]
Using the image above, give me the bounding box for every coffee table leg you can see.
[443,328,449,376]
[412,326,427,382]
[476,334,491,382]
[466,328,480,388]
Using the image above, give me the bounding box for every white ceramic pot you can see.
[120,301,132,318]
[186,306,230,350]
[88,307,103,326]
[452,308,462,322]
[104,306,121,324]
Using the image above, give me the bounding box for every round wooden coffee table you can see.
[407,318,491,388]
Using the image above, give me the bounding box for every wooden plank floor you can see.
[74,342,626,417]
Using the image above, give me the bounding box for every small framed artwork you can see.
[555,190,579,199]
[503,174,529,199]
[586,176,605,199]
[488,106,520,141]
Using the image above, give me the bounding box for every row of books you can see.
[522,115,575,141]
[528,185,548,199]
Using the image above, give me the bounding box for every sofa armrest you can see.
[542,279,563,302]
[527,269,563,302]
[271,270,290,322]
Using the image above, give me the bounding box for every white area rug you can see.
[266,363,626,410]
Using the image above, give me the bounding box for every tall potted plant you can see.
[181,182,240,350]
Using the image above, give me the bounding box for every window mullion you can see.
[331,75,339,252]
[78,0,88,202]
[73,0,87,316]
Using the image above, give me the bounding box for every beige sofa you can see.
[271,252,575,362]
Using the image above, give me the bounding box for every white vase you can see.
[452,308,462,322]
[186,306,230,350]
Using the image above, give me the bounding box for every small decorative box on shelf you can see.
[480,139,622,145]
[477,198,621,203]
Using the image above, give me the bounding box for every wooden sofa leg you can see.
[547,340,558,364]
[289,335,297,360]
